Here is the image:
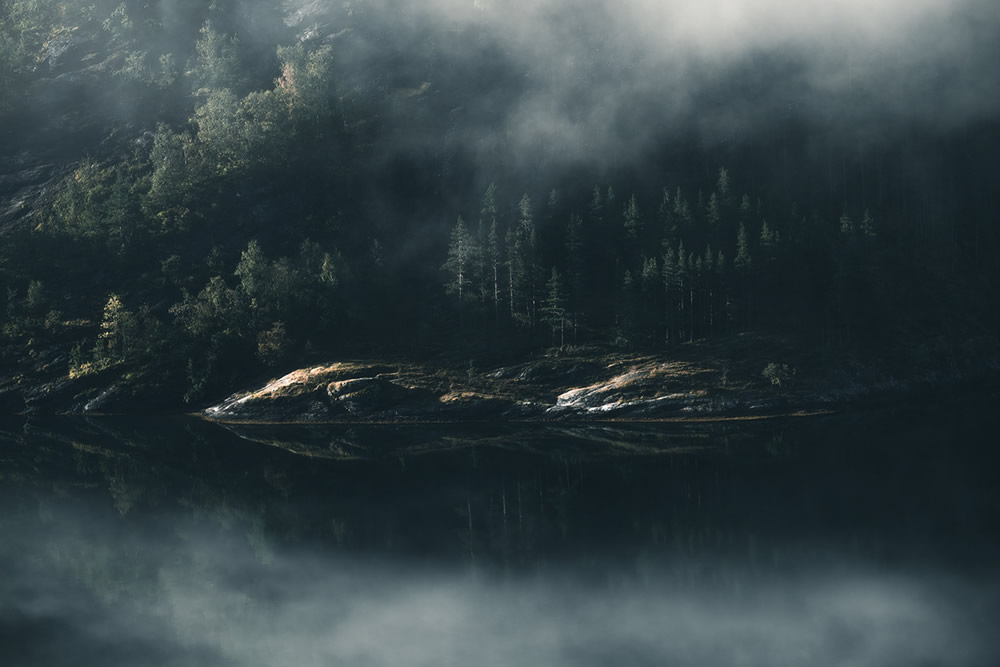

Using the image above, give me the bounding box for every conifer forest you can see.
[1,0,998,408]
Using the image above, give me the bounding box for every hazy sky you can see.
[312,0,1000,166]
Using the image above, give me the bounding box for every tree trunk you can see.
[689,284,694,343]
[493,264,499,326]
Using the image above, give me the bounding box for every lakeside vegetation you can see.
[1,0,998,412]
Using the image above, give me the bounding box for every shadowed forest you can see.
[1,0,998,410]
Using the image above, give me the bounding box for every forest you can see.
[1,0,998,410]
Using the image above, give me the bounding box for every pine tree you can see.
[860,209,876,239]
[673,187,692,232]
[677,241,687,341]
[662,246,678,343]
[623,194,642,287]
[717,167,731,202]
[707,192,722,228]
[443,216,475,319]
[565,213,584,340]
[659,187,677,248]
[760,220,776,247]
[480,183,501,323]
[640,255,660,341]
[192,22,242,91]
[474,218,488,307]
[734,223,753,329]
[487,219,500,323]
[740,194,752,220]
[688,251,698,342]
[641,256,660,289]
[97,293,137,365]
[588,186,604,226]
[839,213,854,237]
[735,223,752,274]
[703,245,715,336]
[516,193,536,326]
[542,268,568,348]
[620,268,635,340]
[623,193,641,240]
[716,249,728,335]
[506,225,521,323]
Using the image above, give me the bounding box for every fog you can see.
[304,0,1000,168]
[3,413,1000,667]
[6,0,998,213]
[2,513,998,667]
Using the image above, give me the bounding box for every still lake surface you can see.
[1,400,998,666]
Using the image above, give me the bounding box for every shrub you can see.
[762,362,796,387]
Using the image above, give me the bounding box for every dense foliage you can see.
[1,0,997,408]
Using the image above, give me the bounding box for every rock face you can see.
[327,377,432,417]
[203,363,526,422]
[202,353,801,423]
[204,363,468,422]
[206,338,1000,424]
[1,24,122,233]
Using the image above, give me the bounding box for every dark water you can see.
[1,401,999,666]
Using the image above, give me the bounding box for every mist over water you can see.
[2,406,999,666]
[3,530,996,667]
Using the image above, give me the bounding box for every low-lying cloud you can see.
[314,0,1000,167]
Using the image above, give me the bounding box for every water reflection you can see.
[1,406,998,666]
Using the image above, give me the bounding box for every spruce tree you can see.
[662,247,678,343]
[760,220,775,246]
[641,255,660,341]
[542,268,568,348]
[739,194,752,227]
[839,213,854,237]
[97,293,137,366]
[623,193,641,240]
[690,251,700,342]
[677,241,687,341]
[516,194,536,326]
[673,187,692,232]
[659,187,677,248]
[717,167,731,202]
[735,223,752,274]
[716,249,728,335]
[487,218,501,324]
[506,225,521,323]
[707,192,722,228]
[443,216,475,318]
[860,209,876,239]
[588,186,604,226]
[565,213,584,340]
[480,183,501,323]
[734,223,753,329]
[703,245,715,336]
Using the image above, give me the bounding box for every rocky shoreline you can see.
[4,334,997,421]
[199,346,999,424]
